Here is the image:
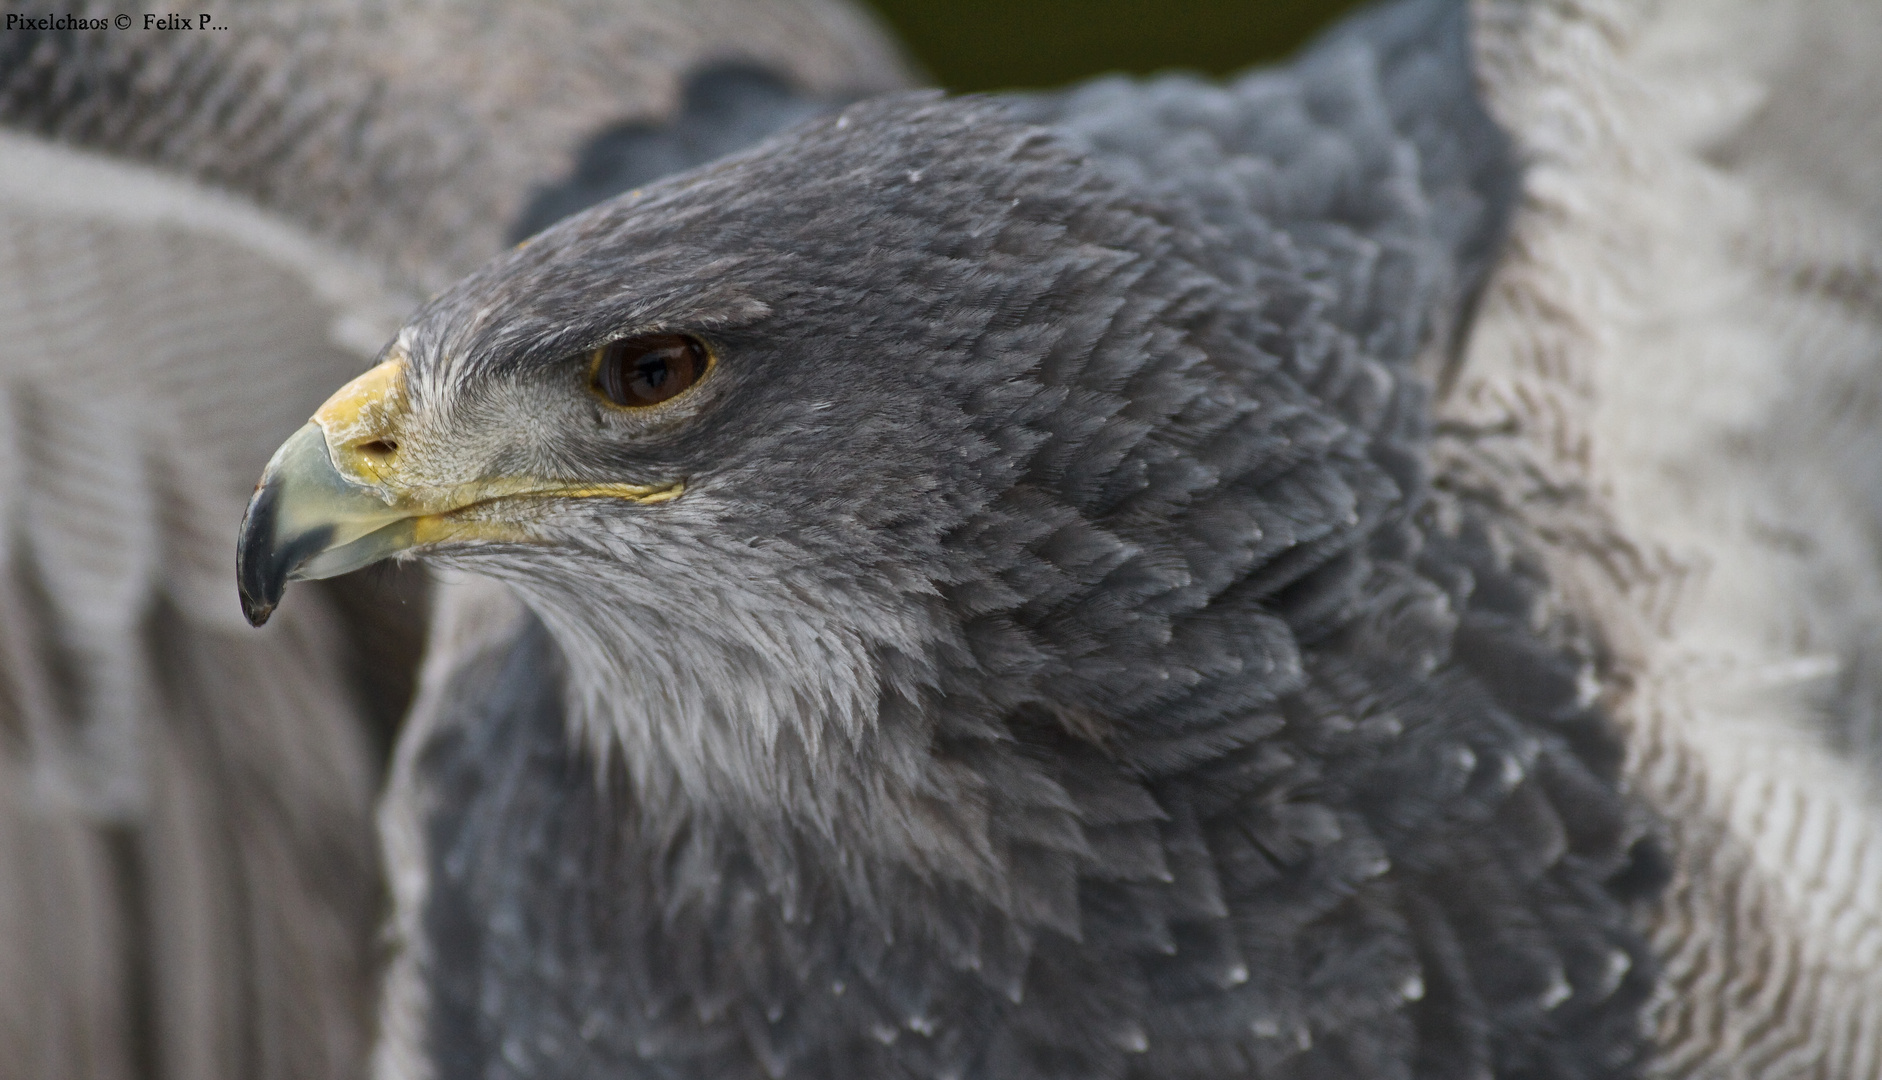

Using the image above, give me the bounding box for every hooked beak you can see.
[237,359,429,627]
[236,421,427,627]
[235,357,682,627]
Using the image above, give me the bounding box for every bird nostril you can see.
[357,439,398,457]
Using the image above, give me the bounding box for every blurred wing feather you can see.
[1461,0,1882,1074]
[0,131,392,1080]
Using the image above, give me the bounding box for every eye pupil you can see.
[592,334,709,408]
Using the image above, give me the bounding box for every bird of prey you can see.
[234,0,1882,1076]
[0,2,908,1077]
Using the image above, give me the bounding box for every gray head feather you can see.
[385,4,1660,1076]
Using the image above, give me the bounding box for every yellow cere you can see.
[313,356,410,488]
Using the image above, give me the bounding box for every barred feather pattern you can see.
[383,3,1662,1078]
[0,0,909,290]
[0,133,391,1080]
[1457,1,1882,1076]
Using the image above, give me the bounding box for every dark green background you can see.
[862,0,1370,91]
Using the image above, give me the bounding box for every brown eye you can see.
[590,333,711,408]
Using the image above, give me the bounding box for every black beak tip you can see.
[236,484,291,629]
[241,593,276,628]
